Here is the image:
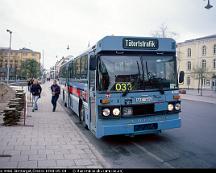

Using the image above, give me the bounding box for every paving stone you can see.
[21,150,38,155]
[14,145,30,151]
[79,153,97,159]
[0,161,18,168]
[74,159,94,166]
[3,150,21,155]
[0,157,10,162]
[31,145,46,150]
[75,144,90,149]
[47,154,64,160]
[18,161,37,168]
[38,149,55,155]
[0,150,4,154]
[9,154,29,162]
[82,148,94,154]
[45,145,60,150]
[1,145,15,150]
[29,154,47,161]
[54,149,71,155]
[38,160,57,168]
[56,159,76,167]
[64,153,81,159]
[69,148,85,154]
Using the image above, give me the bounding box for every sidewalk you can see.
[180,89,216,104]
[0,82,105,168]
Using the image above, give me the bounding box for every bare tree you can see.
[151,23,178,39]
[191,66,212,96]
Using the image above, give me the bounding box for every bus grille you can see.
[124,104,155,116]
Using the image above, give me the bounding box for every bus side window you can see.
[80,55,88,79]
[73,60,76,79]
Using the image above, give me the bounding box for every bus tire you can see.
[79,103,88,129]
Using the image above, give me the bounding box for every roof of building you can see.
[0,47,40,53]
[178,34,216,44]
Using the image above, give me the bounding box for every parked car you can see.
[179,89,186,94]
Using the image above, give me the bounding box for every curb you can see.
[181,98,216,104]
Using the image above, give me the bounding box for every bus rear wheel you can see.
[79,103,88,129]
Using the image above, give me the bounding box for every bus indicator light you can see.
[173,95,180,100]
[101,99,110,104]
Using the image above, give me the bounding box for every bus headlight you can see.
[113,108,120,116]
[102,108,110,117]
[168,104,174,111]
[123,107,133,116]
[175,103,181,111]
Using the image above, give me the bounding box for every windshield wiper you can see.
[149,77,165,94]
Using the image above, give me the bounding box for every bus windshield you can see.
[98,55,178,92]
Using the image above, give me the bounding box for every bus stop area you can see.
[0,82,105,168]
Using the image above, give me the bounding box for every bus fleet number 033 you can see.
[115,82,132,91]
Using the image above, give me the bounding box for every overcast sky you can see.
[0,0,215,69]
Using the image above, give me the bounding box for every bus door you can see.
[89,56,97,133]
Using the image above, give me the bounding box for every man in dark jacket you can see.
[30,79,42,112]
[51,80,60,112]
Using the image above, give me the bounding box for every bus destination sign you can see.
[123,38,159,50]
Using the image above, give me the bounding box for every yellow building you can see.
[0,48,41,80]
[177,35,216,90]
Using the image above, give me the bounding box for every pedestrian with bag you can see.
[30,79,42,112]
[51,79,60,112]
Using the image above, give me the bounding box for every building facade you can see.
[177,35,216,90]
[49,55,72,79]
[0,48,41,80]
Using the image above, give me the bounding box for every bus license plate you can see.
[134,123,158,131]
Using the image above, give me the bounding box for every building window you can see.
[202,45,207,56]
[202,59,206,70]
[214,44,216,55]
[187,48,192,57]
[187,61,191,71]
[213,59,216,69]
[206,80,210,86]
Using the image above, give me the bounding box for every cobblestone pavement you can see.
[0,82,105,168]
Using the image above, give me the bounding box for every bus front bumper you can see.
[96,117,181,138]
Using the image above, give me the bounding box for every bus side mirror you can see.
[90,55,96,70]
[179,71,184,84]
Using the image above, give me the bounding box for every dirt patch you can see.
[0,82,16,124]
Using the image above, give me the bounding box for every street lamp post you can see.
[6,29,12,84]
[204,0,213,9]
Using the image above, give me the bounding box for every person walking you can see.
[51,79,60,112]
[30,79,42,112]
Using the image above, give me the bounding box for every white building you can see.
[177,35,216,90]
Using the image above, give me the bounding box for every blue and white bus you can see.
[59,36,184,138]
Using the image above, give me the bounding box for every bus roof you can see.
[94,36,176,54]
